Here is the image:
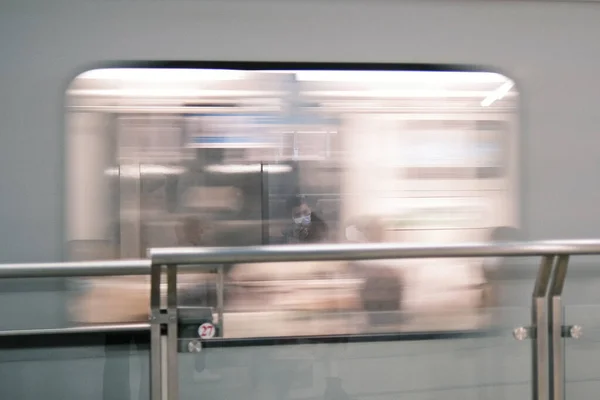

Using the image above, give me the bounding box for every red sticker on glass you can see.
[198,322,216,339]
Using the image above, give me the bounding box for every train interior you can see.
[65,68,519,337]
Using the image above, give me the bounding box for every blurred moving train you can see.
[66,68,519,337]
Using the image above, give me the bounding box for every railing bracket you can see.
[562,324,583,339]
[512,326,533,341]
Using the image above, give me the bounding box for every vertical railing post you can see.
[150,261,163,400]
[532,255,555,400]
[549,255,569,400]
[150,260,180,400]
[217,265,225,337]
[166,264,179,400]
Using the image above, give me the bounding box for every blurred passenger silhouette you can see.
[480,226,521,309]
[175,215,222,309]
[176,215,207,246]
[346,216,404,325]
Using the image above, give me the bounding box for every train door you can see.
[67,70,291,261]
[66,70,296,325]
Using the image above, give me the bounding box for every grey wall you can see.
[0,328,531,400]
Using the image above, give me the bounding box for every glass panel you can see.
[178,307,530,400]
[565,305,600,398]
[0,332,149,400]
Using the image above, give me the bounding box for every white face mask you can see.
[293,214,311,226]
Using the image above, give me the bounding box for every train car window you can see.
[65,66,518,337]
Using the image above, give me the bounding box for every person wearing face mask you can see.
[282,195,328,244]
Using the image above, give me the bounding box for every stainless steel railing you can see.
[2,239,599,279]
[149,240,600,265]
[0,259,150,278]
[0,240,598,400]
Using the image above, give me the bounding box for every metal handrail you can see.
[150,240,600,265]
[1,240,600,279]
[0,259,150,278]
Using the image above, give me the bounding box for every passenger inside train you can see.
[345,216,405,325]
[281,194,329,244]
[176,216,221,309]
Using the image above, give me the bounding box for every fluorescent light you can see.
[68,89,272,98]
[78,68,245,82]
[481,81,515,107]
[306,90,491,98]
[79,68,510,85]
[269,70,509,84]
[205,164,292,174]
